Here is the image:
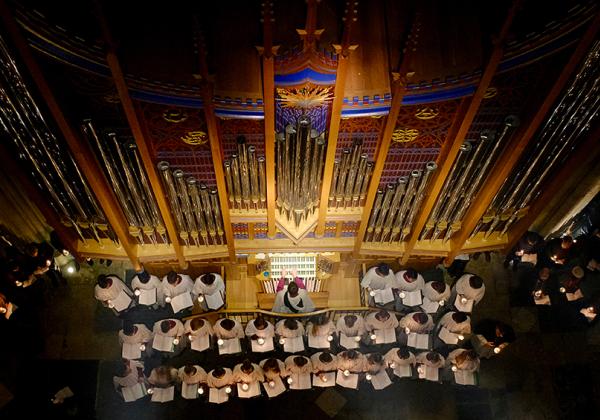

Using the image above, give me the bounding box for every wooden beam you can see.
[0,0,140,269]
[94,6,187,269]
[505,123,600,252]
[201,84,237,262]
[445,12,600,263]
[0,142,79,256]
[248,223,255,241]
[315,53,350,236]
[260,1,277,238]
[400,1,520,265]
[335,222,343,238]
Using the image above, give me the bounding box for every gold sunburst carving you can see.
[392,128,419,143]
[181,131,208,146]
[163,109,188,123]
[277,86,333,109]
[484,87,498,98]
[414,107,439,120]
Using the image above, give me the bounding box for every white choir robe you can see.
[206,368,234,391]
[399,312,434,333]
[394,271,425,293]
[336,351,366,373]
[131,273,165,307]
[384,348,416,368]
[245,319,275,341]
[310,352,338,373]
[113,360,144,389]
[422,282,451,309]
[453,274,486,304]
[152,319,186,353]
[360,266,396,290]
[437,312,472,336]
[272,289,315,313]
[336,315,366,338]
[148,367,180,388]
[275,319,305,338]
[365,311,399,343]
[94,276,134,309]
[161,274,195,303]
[415,352,445,370]
[193,273,225,311]
[284,356,313,389]
[233,363,265,385]
[260,359,287,382]
[213,318,245,340]
[446,349,480,373]
[306,320,335,348]
[184,318,214,341]
[178,365,207,385]
[119,324,153,358]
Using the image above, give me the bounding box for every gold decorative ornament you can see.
[163,109,189,123]
[483,87,498,98]
[103,93,120,104]
[392,128,419,143]
[414,107,439,120]
[277,86,333,109]
[181,130,208,146]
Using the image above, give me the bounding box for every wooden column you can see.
[445,12,600,262]
[505,123,600,252]
[400,1,520,265]
[260,1,277,238]
[248,223,255,241]
[0,0,140,269]
[95,7,187,269]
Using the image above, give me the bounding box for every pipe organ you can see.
[0,37,118,247]
[83,121,167,245]
[364,161,436,243]
[223,137,267,211]
[328,139,373,209]
[275,115,327,227]
[420,116,519,242]
[473,41,600,239]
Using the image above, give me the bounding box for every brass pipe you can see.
[230,153,242,209]
[174,169,199,246]
[390,170,420,242]
[248,145,260,209]
[258,156,267,209]
[187,177,209,245]
[157,161,188,246]
[200,183,217,244]
[210,188,225,244]
[365,188,384,242]
[399,161,437,242]
[223,160,235,209]
[373,183,396,242]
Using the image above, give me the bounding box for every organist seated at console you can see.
[272,282,315,313]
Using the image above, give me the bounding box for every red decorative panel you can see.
[341,221,360,237]
[220,118,265,157]
[337,116,384,160]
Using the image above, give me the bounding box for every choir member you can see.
[384,347,416,370]
[245,316,275,351]
[193,272,225,311]
[184,317,213,352]
[284,355,313,389]
[337,349,366,374]
[505,231,543,269]
[131,270,164,308]
[398,312,433,348]
[148,366,180,388]
[361,263,395,291]
[311,351,338,374]
[336,314,366,348]
[214,318,244,354]
[446,349,480,373]
[152,319,186,356]
[272,282,315,313]
[545,235,574,266]
[162,271,195,310]
[275,318,305,352]
[112,359,144,391]
[119,321,153,358]
[415,351,445,381]
[178,364,207,385]
[233,360,265,395]
[421,281,451,314]
[394,268,425,312]
[365,309,399,344]
[559,266,585,302]
[452,274,485,312]
[306,314,336,349]
[470,319,515,359]
[532,267,554,305]
[206,367,234,394]
[94,274,134,312]
[260,358,287,397]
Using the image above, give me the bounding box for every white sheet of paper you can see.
[181,382,198,399]
[122,342,142,359]
[336,371,359,389]
[283,336,304,353]
[339,333,360,349]
[205,292,225,310]
[237,381,261,398]
[208,387,229,404]
[375,328,396,344]
[218,338,241,355]
[534,294,551,305]
[521,253,537,264]
[393,364,412,378]
[454,370,476,385]
[407,332,429,349]
[122,383,146,402]
[191,334,210,352]
[421,296,440,313]
[111,289,132,312]
[454,295,474,312]
[566,289,583,301]
[402,290,423,306]
[370,370,392,390]
[374,288,395,304]
[138,288,157,306]
[262,377,286,398]
[312,372,336,387]
[151,386,174,403]
[152,334,174,352]
[308,334,331,349]
[418,365,439,382]
[170,292,193,313]
[289,373,312,390]
[438,327,459,345]
[251,337,275,352]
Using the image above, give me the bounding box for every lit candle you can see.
[134,289,141,296]
[327,335,333,342]
[389,363,396,369]
[354,336,361,342]
[493,347,501,354]
[268,381,275,388]
[217,339,224,346]
[287,377,293,384]
[15,281,22,287]
[0,307,6,314]
[559,287,566,293]
[461,297,468,304]
[404,327,411,335]
[369,290,376,297]
[321,375,328,382]
[439,300,445,306]
[188,334,193,341]
[165,296,172,303]
[198,295,204,303]
[139,344,146,351]
[458,335,464,341]
[173,338,180,345]
[417,366,424,375]
[46,259,52,266]
[107,300,114,309]
[198,387,204,395]
[343,369,350,377]
[365,374,372,381]
[399,292,406,299]
[279,338,286,345]
[241,383,249,391]
[370,334,376,341]
[534,290,542,298]
[257,337,265,345]
[225,386,232,394]
[147,388,154,394]
[451,365,458,372]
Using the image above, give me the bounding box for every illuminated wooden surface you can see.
[257,292,329,310]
